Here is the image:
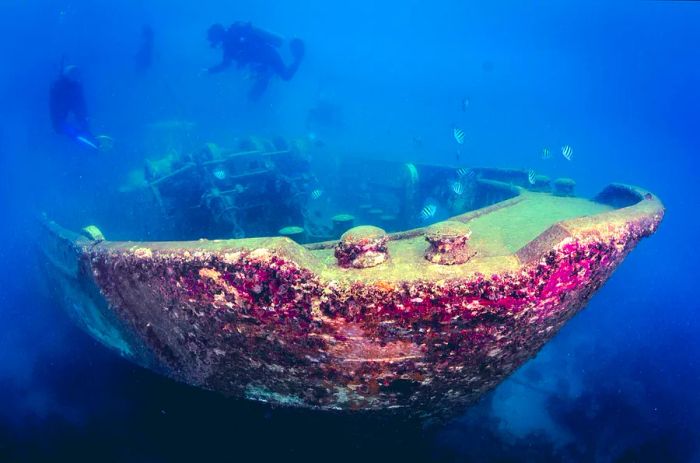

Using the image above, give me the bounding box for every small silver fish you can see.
[451,181,464,195]
[561,144,573,161]
[541,147,552,160]
[528,169,536,185]
[457,167,475,179]
[420,203,437,220]
[453,127,466,145]
[212,167,227,180]
[310,189,323,200]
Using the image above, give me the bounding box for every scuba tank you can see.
[230,21,284,48]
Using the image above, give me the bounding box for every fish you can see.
[453,127,466,145]
[461,96,470,112]
[541,147,552,160]
[310,189,323,200]
[212,167,227,180]
[561,144,573,161]
[419,203,437,221]
[451,181,464,195]
[528,169,536,185]
[456,167,475,179]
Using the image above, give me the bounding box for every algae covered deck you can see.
[467,192,613,255]
[310,192,614,282]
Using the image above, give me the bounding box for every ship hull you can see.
[39,183,663,419]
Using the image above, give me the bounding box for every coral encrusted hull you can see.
[39,183,663,419]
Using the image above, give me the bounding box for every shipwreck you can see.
[38,139,664,419]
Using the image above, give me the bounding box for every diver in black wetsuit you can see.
[205,22,305,100]
[49,64,111,151]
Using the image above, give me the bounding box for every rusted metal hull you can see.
[38,183,663,419]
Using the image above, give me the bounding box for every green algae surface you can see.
[308,192,613,283]
[93,192,614,285]
[467,192,612,256]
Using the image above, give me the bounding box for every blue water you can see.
[1,1,699,461]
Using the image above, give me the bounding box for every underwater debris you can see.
[335,225,389,268]
[424,220,475,265]
[553,178,576,197]
[278,226,306,243]
[529,175,551,193]
[331,214,355,237]
[122,137,316,239]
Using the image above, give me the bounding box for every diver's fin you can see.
[95,134,114,152]
[76,135,99,150]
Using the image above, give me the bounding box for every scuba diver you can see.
[49,62,112,151]
[205,22,305,100]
